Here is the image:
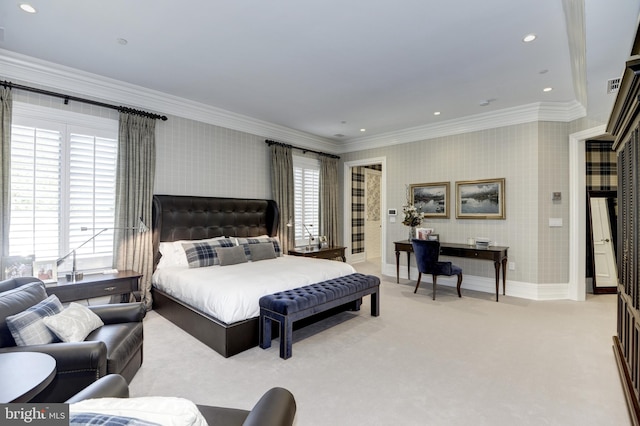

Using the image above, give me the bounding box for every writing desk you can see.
[394,240,508,301]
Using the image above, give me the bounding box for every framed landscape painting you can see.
[410,182,450,218]
[455,178,506,219]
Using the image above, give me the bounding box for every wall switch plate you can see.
[509,262,515,271]
[549,218,563,227]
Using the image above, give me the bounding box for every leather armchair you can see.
[67,374,297,426]
[0,277,145,402]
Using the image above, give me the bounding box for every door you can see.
[589,196,618,289]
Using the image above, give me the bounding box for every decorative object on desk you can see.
[34,260,57,283]
[409,182,450,218]
[427,233,439,241]
[402,191,426,241]
[302,224,315,251]
[56,218,148,282]
[1,255,35,280]
[475,238,491,249]
[467,237,475,246]
[455,178,506,219]
[318,235,329,248]
[416,227,434,240]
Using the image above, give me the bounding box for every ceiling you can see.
[0,0,639,146]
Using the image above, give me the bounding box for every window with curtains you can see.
[293,155,320,247]
[8,103,118,273]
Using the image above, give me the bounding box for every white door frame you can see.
[569,124,607,301]
[343,157,387,265]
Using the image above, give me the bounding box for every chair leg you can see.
[414,272,422,293]
[456,273,463,297]
[432,275,438,300]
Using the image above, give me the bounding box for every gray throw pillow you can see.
[248,242,277,261]
[215,245,248,266]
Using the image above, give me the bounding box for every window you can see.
[293,155,320,247]
[9,104,118,272]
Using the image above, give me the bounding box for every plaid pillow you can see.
[182,238,235,268]
[6,294,63,346]
[70,413,161,426]
[236,236,281,260]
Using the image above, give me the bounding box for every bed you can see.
[151,194,356,357]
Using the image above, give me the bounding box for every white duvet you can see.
[152,256,356,324]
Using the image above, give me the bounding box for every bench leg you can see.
[259,313,272,349]
[280,318,293,360]
[351,297,362,311]
[371,288,380,317]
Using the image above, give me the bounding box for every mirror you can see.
[587,190,617,294]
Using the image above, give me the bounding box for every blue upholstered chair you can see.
[411,239,463,300]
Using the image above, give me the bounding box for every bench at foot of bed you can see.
[258,273,380,359]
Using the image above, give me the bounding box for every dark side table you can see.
[288,246,346,262]
[46,270,142,303]
[0,352,56,402]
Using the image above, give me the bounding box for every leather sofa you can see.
[66,374,297,426]
[0,277,145,402]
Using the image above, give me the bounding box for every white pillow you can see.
[70,396,208,426]
[157,237,233,269]
[42,302,104,342]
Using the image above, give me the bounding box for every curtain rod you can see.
[1,80,168,121]
[265,139,340,159]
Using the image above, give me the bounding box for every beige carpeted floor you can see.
[130,260,630,425]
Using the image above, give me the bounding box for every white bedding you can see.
[152,256,356,324]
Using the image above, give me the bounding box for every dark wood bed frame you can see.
[151,194,279,358]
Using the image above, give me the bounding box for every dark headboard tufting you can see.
[152,195,279,266]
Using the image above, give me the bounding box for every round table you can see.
[0,352,56,403]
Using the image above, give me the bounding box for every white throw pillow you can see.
[42,302,104,342]
[70,396,208,426]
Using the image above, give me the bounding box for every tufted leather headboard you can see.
[152,195,279,266]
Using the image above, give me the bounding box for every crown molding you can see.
[0,49,340,153]
[1,49,586,156]
[336,101,586,153]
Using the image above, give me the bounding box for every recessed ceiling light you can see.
[523,34,536,43]
[116,38,128,45]
[360,129,366,132]
[19,3,37,13]
[543,87,553,92]
[433,111,441,116]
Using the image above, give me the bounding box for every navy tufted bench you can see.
[259,273,380,359]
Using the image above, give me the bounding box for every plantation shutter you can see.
[293,155,320,246]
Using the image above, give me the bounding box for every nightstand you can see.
[45,270,142,303]
[288,246,346,262]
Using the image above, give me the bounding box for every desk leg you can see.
[501,258,507,296]
[407,253,411,281]
[493,261,500,302]
[395,250,400,283]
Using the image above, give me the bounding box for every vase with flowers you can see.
[403,204,425,241]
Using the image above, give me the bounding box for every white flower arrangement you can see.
[402,204,425,227]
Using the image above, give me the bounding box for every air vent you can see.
[607,78,621,94]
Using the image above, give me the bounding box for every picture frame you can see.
[1,255,35,280]
[455,178,506,219]
[409,182,450,218]
[34,260,58,283]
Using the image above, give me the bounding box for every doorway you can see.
[343,157,386,271]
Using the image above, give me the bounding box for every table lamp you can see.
[56,218,148,281]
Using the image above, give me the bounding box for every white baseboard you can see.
[350,252,367,264]
[382,262,570,301]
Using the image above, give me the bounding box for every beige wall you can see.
[340,119,603,285]
[13,86,605,289]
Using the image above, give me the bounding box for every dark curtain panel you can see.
[270,144,295,253]
[0,87,12,258]
[114,113,156,309]
[320,156,339,246]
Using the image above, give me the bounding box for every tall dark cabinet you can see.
[607,24,640,426]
